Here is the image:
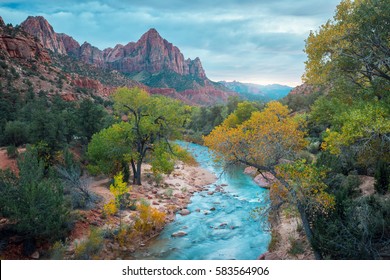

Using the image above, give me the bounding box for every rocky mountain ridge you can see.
[16,15,233,104]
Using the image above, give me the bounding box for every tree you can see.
[204,101,335,259]
[0,146,70,252]
[3,120,29,146]
[374,161,389,194]
[305,0,390,173]
[88,87,187,185]
[77,99,111,143]
[87,122,134,182]
[304,0,390,88]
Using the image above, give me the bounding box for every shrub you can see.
[2,147,71,242]
[6,145,18,158]
[268,229,280,252]
[133,204,166,236]
[288,237,305,256]
[103,199,118,216]
[49,241,66,260]
[74,227,103,260]
[3,121,29,146]
[374,161,389,194]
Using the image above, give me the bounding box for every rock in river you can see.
[171,231,188,237]
[179,209,190,216]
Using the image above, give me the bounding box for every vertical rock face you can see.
[57,33,80,57]
[0,17,50,63]
[103,28,206,79]
[21,16,67,54]
[79,42,104,67]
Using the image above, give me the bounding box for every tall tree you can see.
[88,87,187,185]
[204,101,335,259]
[304,0,390,88]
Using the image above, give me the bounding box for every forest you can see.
[0,0,389,260]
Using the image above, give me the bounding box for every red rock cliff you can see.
[21,16,67,54]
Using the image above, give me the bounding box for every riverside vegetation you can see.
[0,0,389,260]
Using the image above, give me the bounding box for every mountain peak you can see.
[21,16,67,54]
[147,28,159,35]
[139,28,163,43]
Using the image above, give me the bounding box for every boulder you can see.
[253,172,277,188]
[171,231,187,237]
[179,209,190,216]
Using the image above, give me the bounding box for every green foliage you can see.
[185,98,263,142]
[3,121,29,146]
[90,87,188,185]
[87,122,134,179]
[151,143,175,175]
[282,90,322,113]
[313,195,390,259]
[49,241,66,260]
[77,99,111,143]
[288,237,305,256]
[0,147,70,241]
[374,161,389,194]
[74,227,104,260]
[6,145,18,159]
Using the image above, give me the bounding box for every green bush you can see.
[74,227,103,260]
[288,237,305,256]
[6,145,18,158]
[0,147,71,242]
[374,161,389,194]
[3,121,29,146]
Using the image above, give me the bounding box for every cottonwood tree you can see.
[305,0,390,169]
[204,101,335,259]
[88,87,187,185]
[304,0,390,88]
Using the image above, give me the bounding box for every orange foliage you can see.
[204,101,307,167]
[133,204,166,236]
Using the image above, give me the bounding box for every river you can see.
[132,141,270,260]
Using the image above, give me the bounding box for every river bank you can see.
[243,167,314,260]
[66,161,217,259]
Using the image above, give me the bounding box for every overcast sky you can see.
[0,0,341,86]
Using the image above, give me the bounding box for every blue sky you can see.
[0,0,341,86]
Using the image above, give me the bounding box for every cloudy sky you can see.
[0,0,341,86]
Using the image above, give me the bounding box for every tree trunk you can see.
[121,161,130,183]
[135,160,142,185]
[130,159,137,185]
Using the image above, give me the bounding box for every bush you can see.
[74,227,104,260]
[288,237,305,256]
[0,147,71,242]
[56,149,99,209]
[133,204,166,236]
[3,121,29,146]
[268,229,280,252]
[6,145,18,158]
[49,241,66,260]
[374,161,389,194]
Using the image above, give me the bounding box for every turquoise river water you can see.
[132,141,270,260]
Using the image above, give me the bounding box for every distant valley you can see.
[219,81,293,101]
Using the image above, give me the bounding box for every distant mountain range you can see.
[1,15,296,106]
[219,81,293,101]
[0,15,234,105]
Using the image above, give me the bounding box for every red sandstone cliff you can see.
[20,16,67,55]
[0,18,50,63]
